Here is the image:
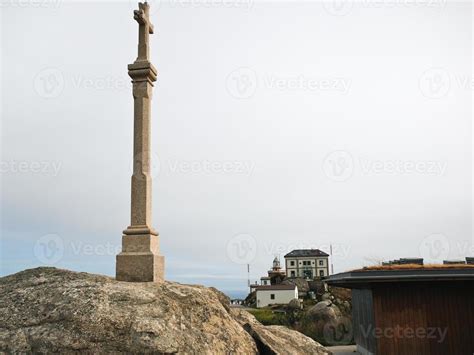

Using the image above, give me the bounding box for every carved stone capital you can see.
[128,61,158,83]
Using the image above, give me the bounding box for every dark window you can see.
[290,261,295,266]
[319,270,324,276]
[291,271,295,277]
[270,294,275,300]
[319,260,324,266]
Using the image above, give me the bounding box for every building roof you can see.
[326,265,474,289]
[356,264,474,271]
[255,285,297,291]
[284,249,329,258]
[260,276,271,280]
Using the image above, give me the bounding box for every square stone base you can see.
[116,233,164,282]
[116,253,164,282]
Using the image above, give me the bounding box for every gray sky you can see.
[1,0,472,296]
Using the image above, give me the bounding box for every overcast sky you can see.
[1,0,473,297]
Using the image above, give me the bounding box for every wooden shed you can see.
[327,266,474,355]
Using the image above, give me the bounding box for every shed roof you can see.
[326,264,474,289]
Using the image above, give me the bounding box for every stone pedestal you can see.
[116,233,164,282]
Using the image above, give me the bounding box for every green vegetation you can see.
[247,308,327,344]
[245,290,354,347]
[302,299,317,308]
[247,305,354,347]
[247,308,284,326]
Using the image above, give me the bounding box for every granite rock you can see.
[0,267,255,354]
[232,308,331,355]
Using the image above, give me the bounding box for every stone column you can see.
[116,2,164,282]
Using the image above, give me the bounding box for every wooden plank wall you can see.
[352,288,377,354]
[372,282,474,355]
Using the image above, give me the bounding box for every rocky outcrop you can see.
[232,309,331,355]
[307,300,342,321]
[302,300,352,346]
[287,298,301,310]
[281,278,310,295]
[324,287,352,317]
[0,267,329,354]
[244,290,257,307]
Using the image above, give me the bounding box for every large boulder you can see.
[287,298,301,310]
[311,300,332,310]
[0,267,256,353]
[0,267,330,354]
[298,300,353,346]
[307,300,342,321]
[231,309,330,355]
[321,292,331,301]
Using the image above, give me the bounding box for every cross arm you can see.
[134,4,154,34]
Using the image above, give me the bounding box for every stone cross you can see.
[134,2,154,62]
[116,2,164,282]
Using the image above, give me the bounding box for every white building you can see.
[255,284,298,308]
[284,249,330,278]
